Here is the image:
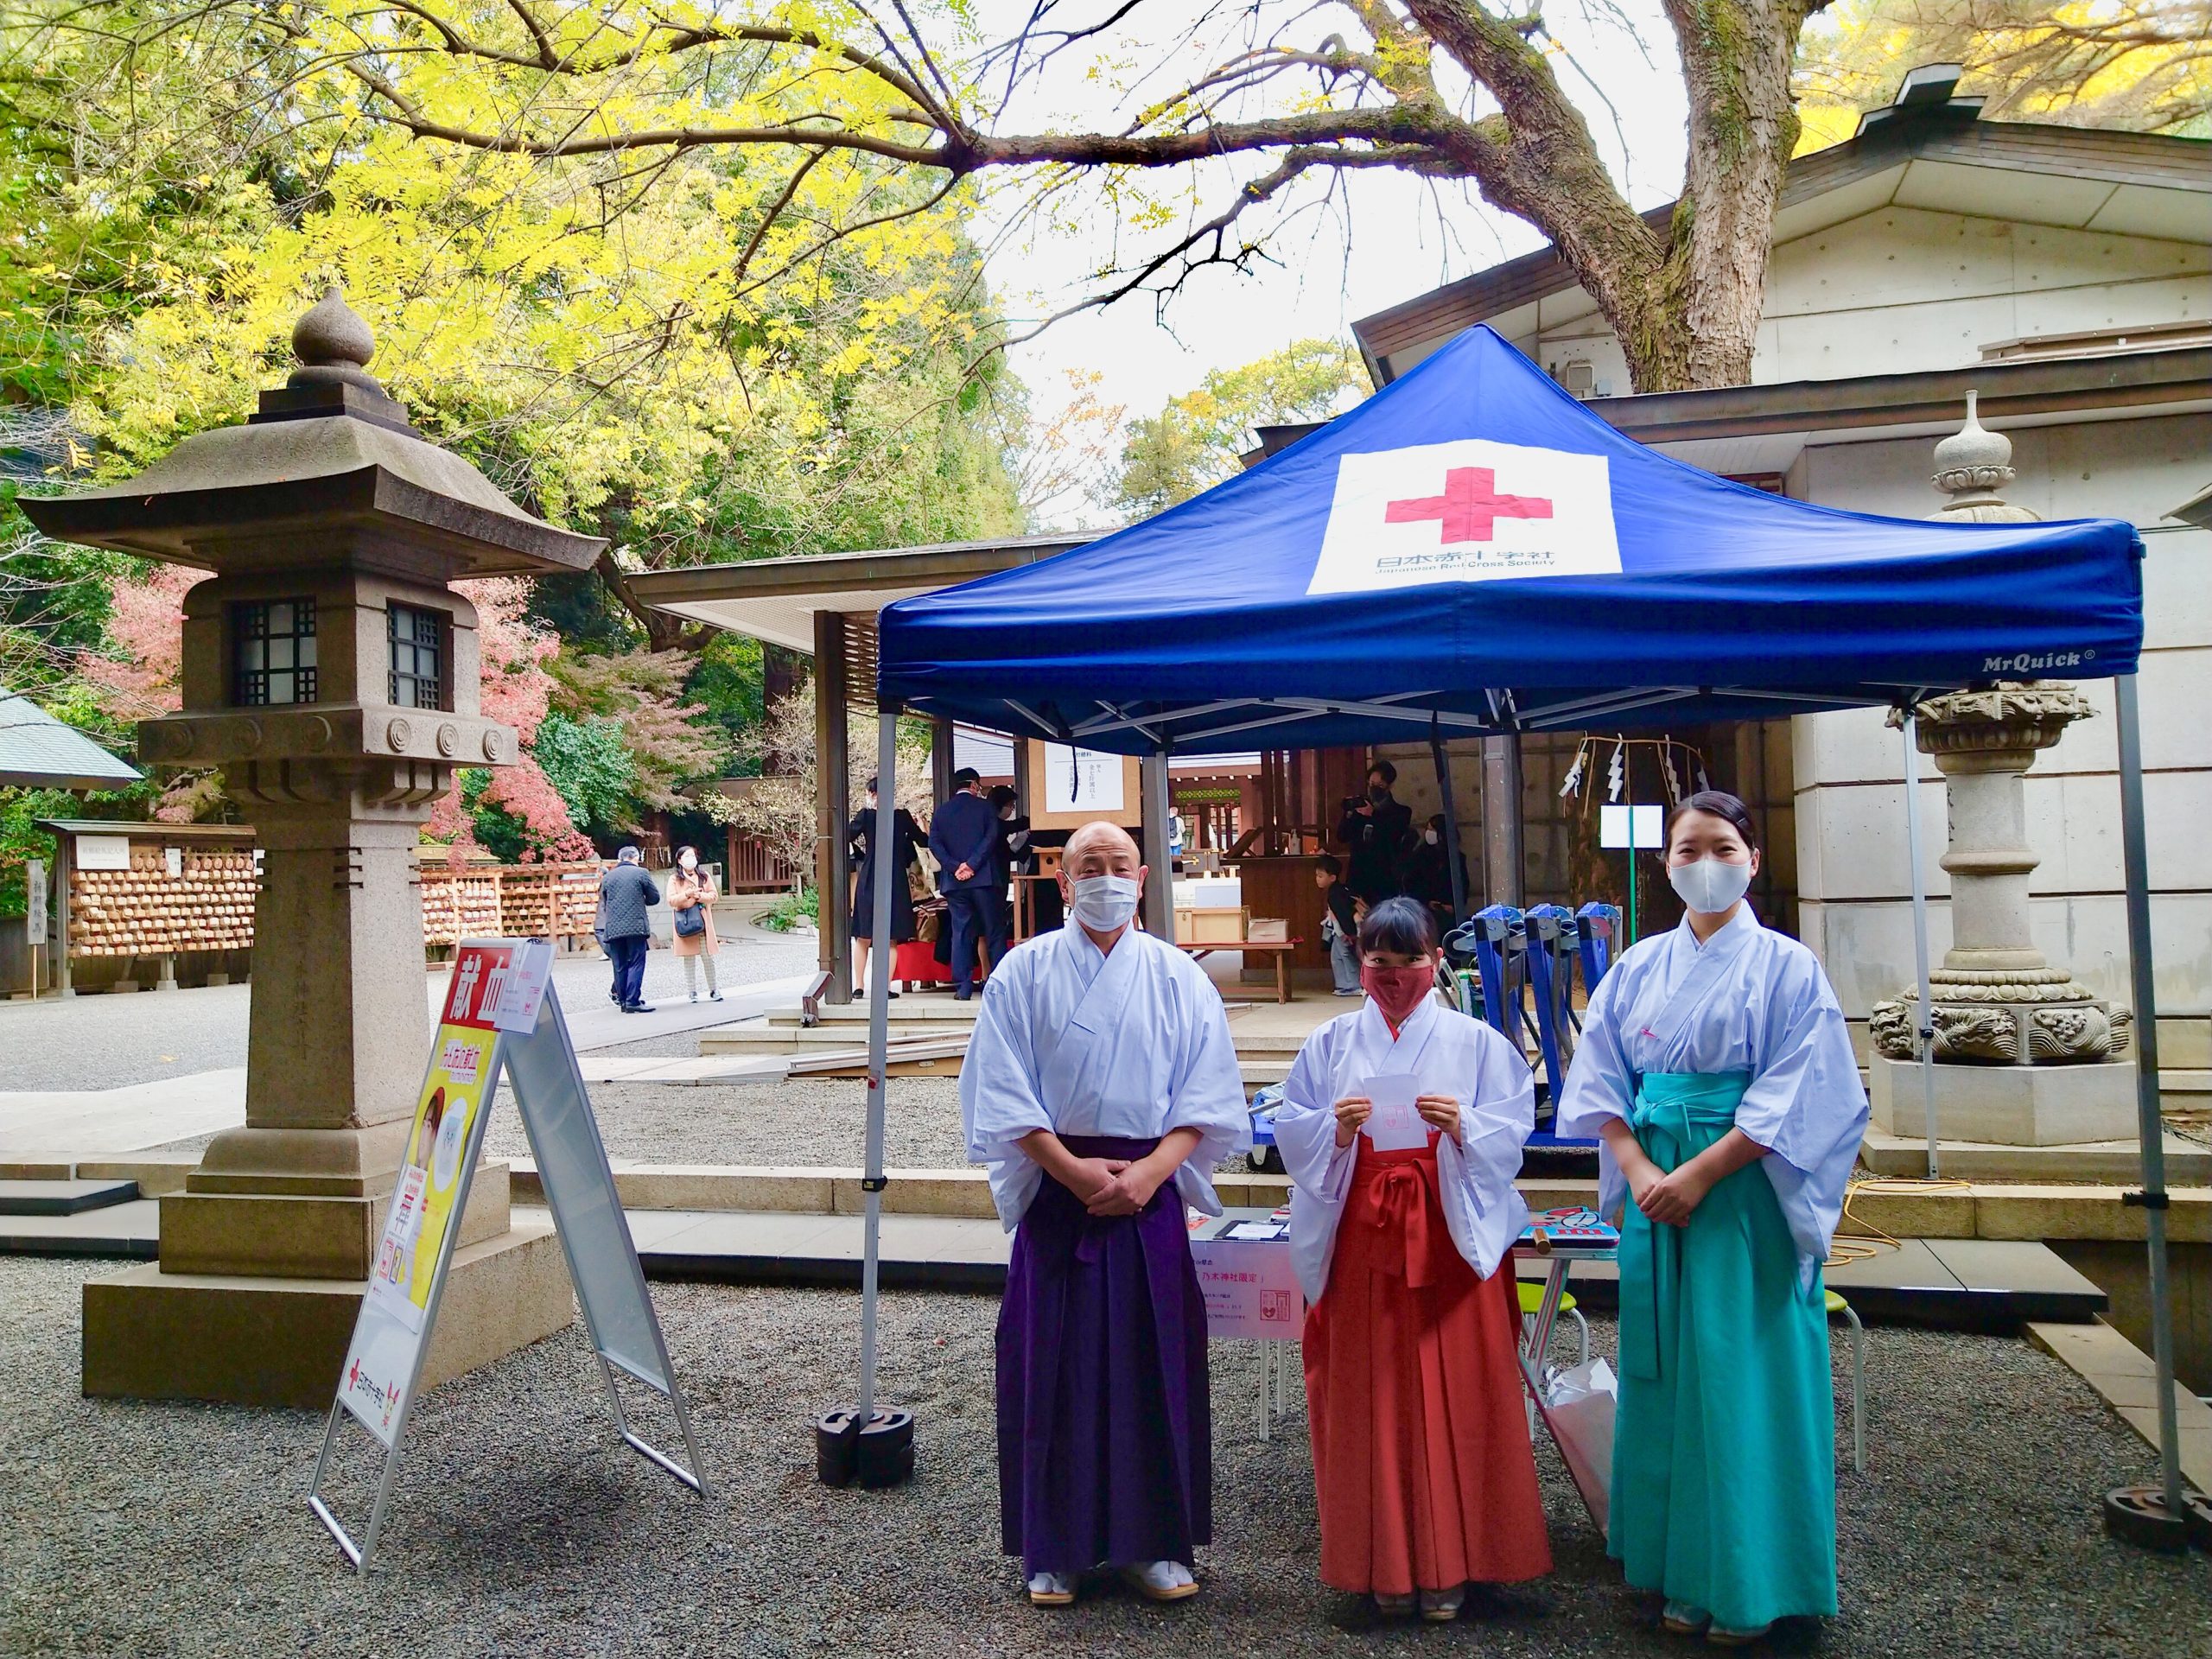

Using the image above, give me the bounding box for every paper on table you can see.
[1361,1073,1429,1151]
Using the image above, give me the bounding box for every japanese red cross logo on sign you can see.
[1306,438,1618,594]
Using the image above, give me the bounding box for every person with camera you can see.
[1336,760,1414,905]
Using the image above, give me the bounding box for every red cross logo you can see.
[1384,466,1554,543]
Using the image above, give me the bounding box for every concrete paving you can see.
[0,953,813,1161]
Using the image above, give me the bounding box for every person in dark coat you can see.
[1403,812,1471,933]
[931,766,1008,1000]
[596,844,661,1013]
[1336,760,1414,905]
[849,775,922,998]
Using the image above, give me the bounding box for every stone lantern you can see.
[22,291,601,1404]
[1866,397,2136,1148]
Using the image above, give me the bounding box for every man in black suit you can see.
[930,766,1008,1000]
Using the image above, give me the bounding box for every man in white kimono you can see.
[960,820,1247,1607]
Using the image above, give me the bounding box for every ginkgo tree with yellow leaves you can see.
[0,2,1024,863]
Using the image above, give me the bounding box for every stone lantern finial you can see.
[288,287,383,395]
[1931,391,2038,523]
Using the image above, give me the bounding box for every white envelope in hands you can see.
[1360,1073,1429,1151]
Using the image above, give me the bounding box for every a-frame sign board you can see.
[308,938,708,1573]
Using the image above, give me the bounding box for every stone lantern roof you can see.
[20,289,606,578]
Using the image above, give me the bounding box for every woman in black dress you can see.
[849,776,922,998]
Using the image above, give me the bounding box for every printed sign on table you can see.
[338,942,514,1446]
[1190,1219,1305,1342]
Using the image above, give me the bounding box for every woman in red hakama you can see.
[1276,897,1552,1620]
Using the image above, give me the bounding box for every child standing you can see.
[1274,897,1552,1621]
[1313,855,1361,997]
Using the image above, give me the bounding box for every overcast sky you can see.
[963,0,1694,460]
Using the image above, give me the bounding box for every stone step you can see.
[1861,1128,2210,1185]
[0,1177,140,1216]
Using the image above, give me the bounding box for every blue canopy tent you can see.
[833,327,2186,1545]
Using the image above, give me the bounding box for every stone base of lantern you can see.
[1868,1054,2141,1147]
[81,1167,574,1408]
[83,1224,571,1409]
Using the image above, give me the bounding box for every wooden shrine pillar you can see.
[814,610,853,1001]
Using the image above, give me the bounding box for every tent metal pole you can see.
[1430,714,1469,923]
[1141,750,1174,937]
[1901,709,1940,1179]
[856,702,899,1427]
[2113,672,2183,1518]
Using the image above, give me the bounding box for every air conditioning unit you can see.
[1561,359,1598,399]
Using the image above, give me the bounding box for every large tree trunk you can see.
[1643,0,1821,391]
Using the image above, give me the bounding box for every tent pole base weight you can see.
[816,1406,917,1489]
[2101,1485,2194,1553]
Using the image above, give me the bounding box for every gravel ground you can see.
[3,1255,2204,1658]
[482,1078,972,1169]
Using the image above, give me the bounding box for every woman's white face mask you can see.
[1668,855,1751,916]
[677,851,697,871]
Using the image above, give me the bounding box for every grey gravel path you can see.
[482,1078,972,1168]
[2,1255,2204,1659]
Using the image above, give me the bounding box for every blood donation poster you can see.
[337,942,519,1446]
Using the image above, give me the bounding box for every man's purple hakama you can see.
[996,1135,1211,1573]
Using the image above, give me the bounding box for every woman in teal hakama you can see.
[1556,791,1866,1644]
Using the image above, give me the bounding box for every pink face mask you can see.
[1361,962,1433,1027]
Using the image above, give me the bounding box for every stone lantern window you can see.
[232,598,320,706]
[385,601,448,709]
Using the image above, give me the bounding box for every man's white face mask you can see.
[1668,855,1752,916]
[1069,874,1141,931]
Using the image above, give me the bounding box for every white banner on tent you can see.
[1309,438,1619,594]
[308,938,706,1573]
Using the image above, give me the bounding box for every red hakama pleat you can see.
[1303,1134,1554,1595]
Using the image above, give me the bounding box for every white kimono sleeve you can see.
[1274,1024,1358,1304]
[959,963,1054,1230]
[1554,966,1640,1224]
[1433,1027,1535,1279]
[1161,966,1250,1217]
[1734,952,1868,1281]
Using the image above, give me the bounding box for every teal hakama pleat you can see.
[1609,1071,1838,1630]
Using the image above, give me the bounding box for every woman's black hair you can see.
[864,776,879,793]
[988,784,1017,808]
[1665,790,1760,854]
[1357,894,1438,957]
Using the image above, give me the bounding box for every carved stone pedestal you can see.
[1871,680,2135,1146]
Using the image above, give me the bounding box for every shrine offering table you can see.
[1182,940,1299,1003]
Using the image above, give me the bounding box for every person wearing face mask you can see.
[1402,813,1467,934]
[1554,791,1865,1646]
[667,845,721,1003]
[960,821,1247,1609]
[1272,897,1552,1624]
[848,777,922,999]
[1337,760,1414,905]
